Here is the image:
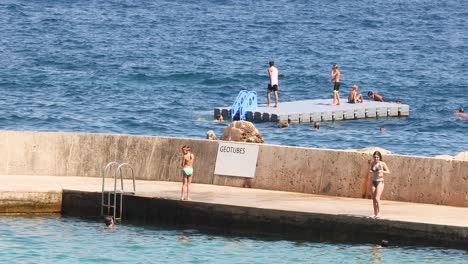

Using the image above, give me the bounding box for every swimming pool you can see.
[0,215,466,263]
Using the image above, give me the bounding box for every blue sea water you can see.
[0,0,466,156]
[0,215,466,263]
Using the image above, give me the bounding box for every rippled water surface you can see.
[0,0,466,156]
[0,216,466,263]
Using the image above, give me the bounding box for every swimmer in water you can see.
[104,215,114,228]
[215,114,224,122]
[455,107,468,119]
[278,121,289,128]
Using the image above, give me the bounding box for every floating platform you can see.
[215,99,409,123]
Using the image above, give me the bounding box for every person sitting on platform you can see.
[368,91,384,102]
[348,84,364,103]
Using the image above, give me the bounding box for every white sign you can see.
[214,142,259,178]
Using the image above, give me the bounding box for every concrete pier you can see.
[2,175,467,249]
[214,99,409,122]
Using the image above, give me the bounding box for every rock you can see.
[206,130,217,140]
[220,121,265,143]
[454,151,468,161]
[355,147,392,155]
[434,155,453,160]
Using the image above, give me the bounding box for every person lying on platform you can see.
[367,91,384,102]
[348,84,364,103]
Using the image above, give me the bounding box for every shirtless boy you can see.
[180,145,194,201]
[329,64,341,105]
[368,91,384,102]
[267,61,279,108]
[348,84,364,103]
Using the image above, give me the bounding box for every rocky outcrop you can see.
[220,121,264,143]
[355,147,392,155]
[434,152,468,161]
[434,155,453,160]
[454,152,468,160]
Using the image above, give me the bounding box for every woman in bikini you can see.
[180,145,194,201]
[369,151,390,219]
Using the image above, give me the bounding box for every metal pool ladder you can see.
[101,162,136,222]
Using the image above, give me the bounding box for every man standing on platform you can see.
[329,64,341,105]
[267,61,279,108]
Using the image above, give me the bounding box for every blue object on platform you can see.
[231,90,258,121]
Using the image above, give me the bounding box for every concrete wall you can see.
[0,191,62,213]
[1,130,467,207]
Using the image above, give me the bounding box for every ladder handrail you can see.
[101,161,136,221]
[101,161,119,216]
[116,163,136,194]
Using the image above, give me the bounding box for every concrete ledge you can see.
[0,191,62,214]
[62,190,468,249]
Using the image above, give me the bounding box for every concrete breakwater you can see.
[61,190,467,249]
[0,130,467,207]
[1,175,466,249]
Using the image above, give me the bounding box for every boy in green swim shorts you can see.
[181,145,194,201]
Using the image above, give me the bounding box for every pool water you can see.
[0,215,466,263]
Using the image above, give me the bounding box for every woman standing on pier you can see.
[369,151,390,219]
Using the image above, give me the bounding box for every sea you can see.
[1,215,467,263]
[0,0,466,156]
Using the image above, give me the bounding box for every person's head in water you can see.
[277,121,289,128]
[380,240,389,247]
[104,216,114,228]
[459,107,464,113]
[313,122,320,130]
[269,61,274,66]
[216,114,224,122]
